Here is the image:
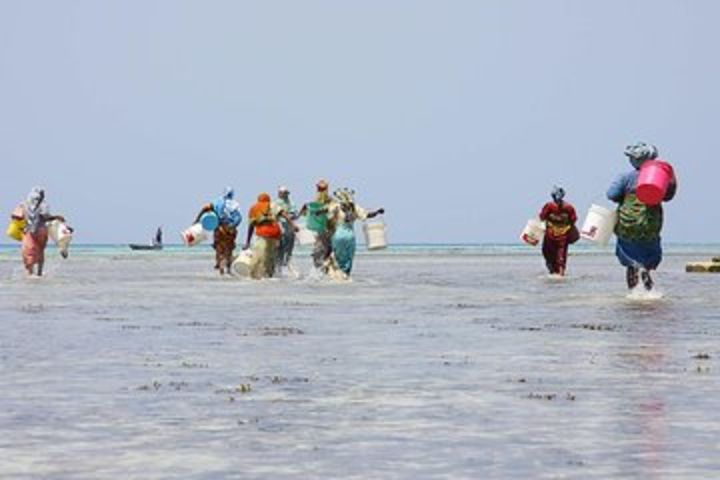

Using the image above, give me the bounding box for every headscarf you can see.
[214,187,242,227]
[624,142,658,169]
[249,193,272,222]
[276,186,296,218]
[333,188,356,206]
[551,186,565,204]
[24,186,49,233]
[316,179,330,204]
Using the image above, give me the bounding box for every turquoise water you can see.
[1,244,719,478]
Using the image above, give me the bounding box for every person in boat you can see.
[195,187,242,275]
[327,188,384,278]
[538,186,578,276]
[607,142,677,291]
[274,185,299,272]
[244,193,297,279]
[16,187,66,276]
[299,179,336,272]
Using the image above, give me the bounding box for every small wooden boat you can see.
[129,227,163,251]
[129,243,163,251]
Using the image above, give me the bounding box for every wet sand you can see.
[1,247,719,479]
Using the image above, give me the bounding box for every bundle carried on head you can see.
[624,142,658,169]
[333,188,356,205]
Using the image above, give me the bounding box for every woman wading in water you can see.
[16,187,66,276]
[195,187,242,275]
[539,186,578,276]
[607,142,677,291]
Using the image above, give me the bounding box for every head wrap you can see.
[24,186,49,233]
[214,187,242,227]
[551,186,565,203]
[624,142,658,169]
[315,180,329,204]
[278,185,289,194]
[249,192,272,221]
[333,188,356,206]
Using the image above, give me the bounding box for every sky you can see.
[1,0,718,244]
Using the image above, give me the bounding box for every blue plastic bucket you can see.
[200,211,219,231]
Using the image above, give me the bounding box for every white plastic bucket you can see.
[231,249,253,277]
[296,227,316,246]
[363,221,387,250]
[580,204,617,246]
[181,223,207,247]
[48,220,73,255]
[520,218,545,246]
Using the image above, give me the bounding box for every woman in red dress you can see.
[539,186,578,276]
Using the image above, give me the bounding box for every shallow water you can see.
[1,245,719,479]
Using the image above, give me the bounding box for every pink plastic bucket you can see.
[636,160,674,206]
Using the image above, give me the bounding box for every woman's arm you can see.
[44,214,66,223]
[243,224,255,250]
[366,208,385,219]
[280,210,300,232]
[194,204,214,223]
[606,174,629,203]
[539,203,550,221]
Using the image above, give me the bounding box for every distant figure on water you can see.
[15,187,67,276]
[195,187,242,275]
[153,227,163,247]
[328,188,384,278]
[275,186,299,273]
[607,142,677,290]
[539,186,578,276]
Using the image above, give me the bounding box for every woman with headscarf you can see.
[539,186,578,276]
[299,179,335,271]
[195,187,242,275]
[244,193,297,279]
[327,188,384,278]
[607,142,677,291]
[274,185,299,272]
[18,187,66,276]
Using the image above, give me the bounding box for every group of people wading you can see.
[7,142,677,289]
[536,142,677,291]
[193,179,384,280]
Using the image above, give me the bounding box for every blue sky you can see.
[1,1,717,243]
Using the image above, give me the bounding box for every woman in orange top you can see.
[244,193,297,279]
[539,186,578,276]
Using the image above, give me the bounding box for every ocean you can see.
[1,243,719,479]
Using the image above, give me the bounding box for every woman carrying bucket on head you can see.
[194,187,242,275]
[539,186,578,276]
[327,188,384,278]
[14,187,68,276]
[607,142,677,291]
